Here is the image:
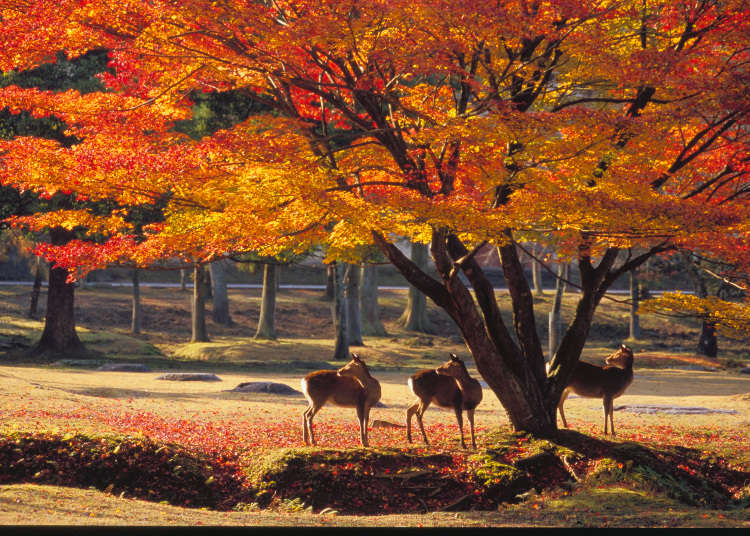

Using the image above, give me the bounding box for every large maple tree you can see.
[0,0,748,433]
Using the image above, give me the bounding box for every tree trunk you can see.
[34,228,83,357]
[131,268,141,334]
[399,242,434,333]
[28,256,43,319]
[331,262,349,360]
[698,321,718,357]
[321,264,335,301]
[180,268,188,292]
[531,244,544,296]
[548,262,568,362]
[345,263,364,345]
[254,262,278,340]
[629,269,640,340]
[209,260,233,326]
[191,263,209,342]
[360,263,387,336]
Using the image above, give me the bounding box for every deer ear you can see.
[450,353,459,361]
[351,353,360,361]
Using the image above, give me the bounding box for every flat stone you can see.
[97,363,151,372]
[371,420,404,429]
[53,359,109,368]
[228,382,302,395]
[674,365,721,372]
[614,404,737,415]
[740,367,750,374]
[156,373,222,382]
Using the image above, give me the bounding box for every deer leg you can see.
[602,397,610,435]
[406,401,419,443]
[605,397,615,436]
[416,400,431,445]
[306,404,322,446]
[558,388,570,428]
[356,402,368,447]
[364,406,372,446]
[303,405,312,445]
[454,404,466,449]
[467,408,476,449]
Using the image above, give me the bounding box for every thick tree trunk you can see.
[360,263,387,336]
[131,269,141,334]
[629,270,640,340]
[34,229,83,357]
[28,256,43,319]
[209,260,233,326]
[698,321,718,357]
[331,262,349,360]
[191,263,209,342]
[254,262,277,340]
[345,263,364,345]
[399,242,434,333]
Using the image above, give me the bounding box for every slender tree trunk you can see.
[360,263,387,336]
[254,263,277,340]
[28,256,43,319]
[531,244,544,296]
[629,270,640,340]
[331,262,349,360]
[191,263,209,342]
[180,268,188,292]
[688,260,718,357]
[321,264,335,301]
[34,228,83,357]
[548,262,568,362]
[131,268,141,334]
[345,263,364,345]
[209,260,233,326]
[399,242,434,333]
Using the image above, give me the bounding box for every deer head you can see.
[605,344,634,368]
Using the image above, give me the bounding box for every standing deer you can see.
[301,353,381,447]
[556,344,635,435]
[406,353,483,449]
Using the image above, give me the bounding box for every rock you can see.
[675,365,721,372]
[228,382,302,395]
[53,359,109,368]
[371,420,404,429]
[156,373,221,381]
[375,401,387,408]
[740,367,750,375]
[97,363,151,372]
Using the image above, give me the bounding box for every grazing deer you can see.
[406,353,483,449]
[301,353,381,447]
[556,344,635,435]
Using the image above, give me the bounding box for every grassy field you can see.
[0,284,748,527]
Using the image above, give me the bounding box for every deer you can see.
[406,353,483,449]
[556,344,635,435]
[301,353,381,447]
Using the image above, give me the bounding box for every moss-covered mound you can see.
[0,432,253,510]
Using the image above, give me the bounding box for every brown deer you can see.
[301,353,381,447]
[406,353,483,449]
[556,344,634,435]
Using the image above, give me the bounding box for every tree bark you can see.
[331,262,349,360]
[191,263,209,342]
[180,268,188,292]
[531,244,544,296]
[131,268,141,334]
[28,255,43,319]
[548,262,568,361]
[209,260,233,326]
[398,241,434,333]
[345,263,364,345]
[629,269,640,340]
[321,264,335,301]
[254,262,278,340]
[360,263,387,336]
[34,228,84,357]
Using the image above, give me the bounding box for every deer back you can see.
[435,354,483,409]
[303,370,367,407]
[337,354,381,408]
[409,369,462,407]
[568,346,634,398]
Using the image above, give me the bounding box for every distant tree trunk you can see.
[34,228,84,356]
[254,262,277,340]
[180,268,188,291]
[360,263,386,336]
[629,270,641,340]
[210,260,233,326]
[28,255,43,319]
[345,263,363,345]
[531,244,544,296]
[399,242,434,333]
[131,268,141,334]
[688,263,718,357]
[321,264,335,301]
[191,263,209,342]
[331,262,349,360]
[547,262,567,362]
